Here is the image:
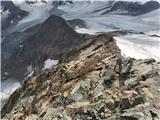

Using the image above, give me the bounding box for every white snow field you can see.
[58,1,160,61]
[10,0,53,32]
[115,34,160,61]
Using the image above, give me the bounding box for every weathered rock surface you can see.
[1,31,160,120]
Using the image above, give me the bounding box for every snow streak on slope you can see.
[75,26,98,34]
[11,1,53,32]
[0,79,21,109]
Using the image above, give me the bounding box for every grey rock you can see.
[121,58,133,75]
[142,69,159,80]
[132,95,145,107]
[120,97,131,110]
[141,58,156,64]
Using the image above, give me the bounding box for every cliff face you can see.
[2,33,160,120]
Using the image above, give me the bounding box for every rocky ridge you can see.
[1,33,160,120]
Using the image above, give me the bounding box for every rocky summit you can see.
[1,32,160,119]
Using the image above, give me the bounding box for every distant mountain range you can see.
[102,1,160,15]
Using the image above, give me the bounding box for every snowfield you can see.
[58,2,160,61]
[59,1,159,32]
[115,34,160,61]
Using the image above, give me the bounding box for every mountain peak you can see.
[3,15,83,79]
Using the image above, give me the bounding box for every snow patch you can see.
[19,45,23,48]
[27,65,33,73]
[43,59,58,70]
[27,71,34,77]
[25,65,34,77]
[75,26,97,34]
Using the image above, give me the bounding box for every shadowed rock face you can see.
[2,15,84,80]
[102,1,160,16]
[22,15,83,66]
[1,1,28,30]
[1,24,42,81]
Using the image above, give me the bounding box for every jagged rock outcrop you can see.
[102,1,160,16]
[2,32,160,120]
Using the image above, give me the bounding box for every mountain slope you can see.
[2,33,160,120]
[2,15,84,80]
[1,1,160,119]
